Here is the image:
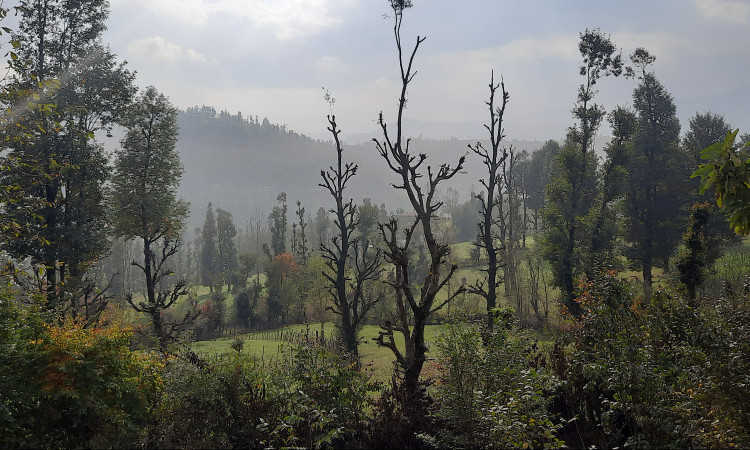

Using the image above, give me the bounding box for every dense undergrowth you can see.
[2,274,750,448]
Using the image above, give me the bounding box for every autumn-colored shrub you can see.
[1,296,163,448]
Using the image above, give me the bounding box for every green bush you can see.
[147,342,374,448]
[554,270,750,448]
[1,292,163,448]
[428,315,564,449]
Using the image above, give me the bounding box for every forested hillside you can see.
[175,106,544,228]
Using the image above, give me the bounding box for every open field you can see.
[192,322,449,383]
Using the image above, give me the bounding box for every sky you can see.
[97,0,749,141]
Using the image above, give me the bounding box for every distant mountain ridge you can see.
[173,108,547,229]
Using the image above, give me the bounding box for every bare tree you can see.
[467,72,510,328]
[373,1,465,393]
[320,113,382,360]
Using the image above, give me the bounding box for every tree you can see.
[584,106,634,273]
[110,86,195,350]
[2,0,134,317]
[216,207,238,291]
[373,0,466,393]
[265,253,298,325]
[677,202,711,303]
[320,114,382,359]
[683,112,739,265]
[622,53,689,298]
[525,140,560,233]
[314,206,331,247]
[294,201,309,265]
[200,203,218,291]
[543,28,622,316]
[357,198,381,245]
[693,129,750,235]
[467,71,510,327]
[269,192,287,256]
[684,112,733,171]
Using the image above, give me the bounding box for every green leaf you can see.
[700,141,724,160]
[691,164,712,179]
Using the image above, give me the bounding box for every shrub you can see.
[428,315,564,449]
[1,294,163,448]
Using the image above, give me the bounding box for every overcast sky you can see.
[101,0,749,141]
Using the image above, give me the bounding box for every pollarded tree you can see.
[320,114,382,360]
[111,86,195,350]
[543,28,623,316]
[467,72,509,328]
[373,0,466,393]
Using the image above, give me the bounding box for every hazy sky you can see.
[102,0,749,141]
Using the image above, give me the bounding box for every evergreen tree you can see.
[216,207,238,290]
[200,203,219,291]
[622,54,689,297]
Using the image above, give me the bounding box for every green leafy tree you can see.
[622,54,689,297]
[683,112,739,264]
[200,203,219,291]
[294,200,309,265]
[216,207,238,291]
[677,202,711,303]
[2,0,134,318]
[684,112,733,171]
[543,28,622,316]
[269,192,287,256]
[693,129,750,235]
[110,86,195,350]
[525,140,560,233]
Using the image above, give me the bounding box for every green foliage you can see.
[623,71,689,291]
[555,270,750,448]
[677,202,711,300]
[428,316,564,449]
[111,86,187,241]
[269,192,288,256]
[1,293,163,448]
[693,129,750,235]
[147,343,373,448]
[200,202,219,289]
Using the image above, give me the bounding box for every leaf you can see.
[691,164,712,179]
[700,141,724,160]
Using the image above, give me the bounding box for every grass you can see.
[191,322,450,384]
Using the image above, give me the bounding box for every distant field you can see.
[192,322,449,383]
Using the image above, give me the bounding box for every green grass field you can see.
[191,322,449,383]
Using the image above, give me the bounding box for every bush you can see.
[427,315,564,449]
[553,270,750,448]
[148,342,374,448]
[1,294,163,448]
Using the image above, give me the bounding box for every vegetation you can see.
[1,0,749,448]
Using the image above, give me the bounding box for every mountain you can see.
[174,109,548,229]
